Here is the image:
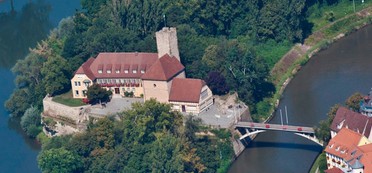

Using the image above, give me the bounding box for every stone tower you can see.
[156,27,180,61]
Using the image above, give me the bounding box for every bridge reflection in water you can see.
[235,121,323,146]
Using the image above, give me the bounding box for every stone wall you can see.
[42,96,84,123]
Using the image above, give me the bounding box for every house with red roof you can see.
[330,107,372,141]
[70,27,213,114]
[325,128,372,173]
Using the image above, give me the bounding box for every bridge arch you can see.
[235,122,323,146]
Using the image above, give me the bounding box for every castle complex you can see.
[70,27,213,114]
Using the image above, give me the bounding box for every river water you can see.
[0,0,80,172]
[229,25,372,172]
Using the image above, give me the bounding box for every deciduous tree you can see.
[38,148,83,173]
[87,84,112,104]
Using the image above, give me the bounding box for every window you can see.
[107,70,111,74]
[153,84,157,87]
[201,89,208,100]
[133,70,137,73]
[84,82,90,87]
[98,70,103,74]
[116,70,120,73]
[124,70,129,73]
[83,90,87,97]
[78,82,81,86]
[75,90,79,96]
[74,81,78,86]
[141,70,145,74]
[132,88,135,92]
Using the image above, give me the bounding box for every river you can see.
[229,25,372,172]
[0,0,80,172]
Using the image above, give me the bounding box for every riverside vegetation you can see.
[4,0,372,172]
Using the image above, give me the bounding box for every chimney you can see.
[155,27,180,61]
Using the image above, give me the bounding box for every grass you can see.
[255,40,293,69]
[308,0,372,31]
[52,91,86,107]
[309,152,327,173]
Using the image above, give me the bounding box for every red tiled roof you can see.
[75,57,95,80]
[90,52,158,78]
[325,128,362,159]
[331,107,372,137]
[324,167,343,173]
[169,78,206,103]
[141,54,184,81]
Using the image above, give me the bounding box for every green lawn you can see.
[308,0,372,32]
[52,91,86,107]
[255,40,293,69]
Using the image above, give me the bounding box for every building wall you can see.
[103,85,144,98]
[170,101,199,114]
[331,130,337,139]
[325,153,348,171]
[143,80,170,103]
[156,27,180,61]
[71,74,92,98]
[199,85,213,113]
[358,136,371,146]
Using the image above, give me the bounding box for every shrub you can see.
[21,106,42,138]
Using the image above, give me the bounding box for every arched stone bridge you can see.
[234,121,323,146]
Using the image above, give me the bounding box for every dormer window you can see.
[116,70,120,73]
[133,70,137,74]
[98,70,103,74]
[124,70,129,74]
[336,146,340,151]
[107,70,111,73]
[141,70,145,74]
[329,144,334,148]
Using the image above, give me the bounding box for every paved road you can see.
[235,122,314,134]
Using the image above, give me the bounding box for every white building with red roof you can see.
[70,27,213,114]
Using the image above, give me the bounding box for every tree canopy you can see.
[38,99,233,172]
[87,84,112,104]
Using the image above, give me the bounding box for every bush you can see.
[124,91,134,97]
[21,106,42,138]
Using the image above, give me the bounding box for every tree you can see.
[38,148,83,173]
[20,106,41,138]
[184,116,201,142]
[345,92,363,112]
[87,84,112,104]
[205,71,229,95]
[315,104,340,144]
[41,55,70,96]
[120,99,183,144]
[148,134,184,172]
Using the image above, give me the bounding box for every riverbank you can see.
[266,6,372,173]
[257,6,372,123]
[228,5,372,172]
